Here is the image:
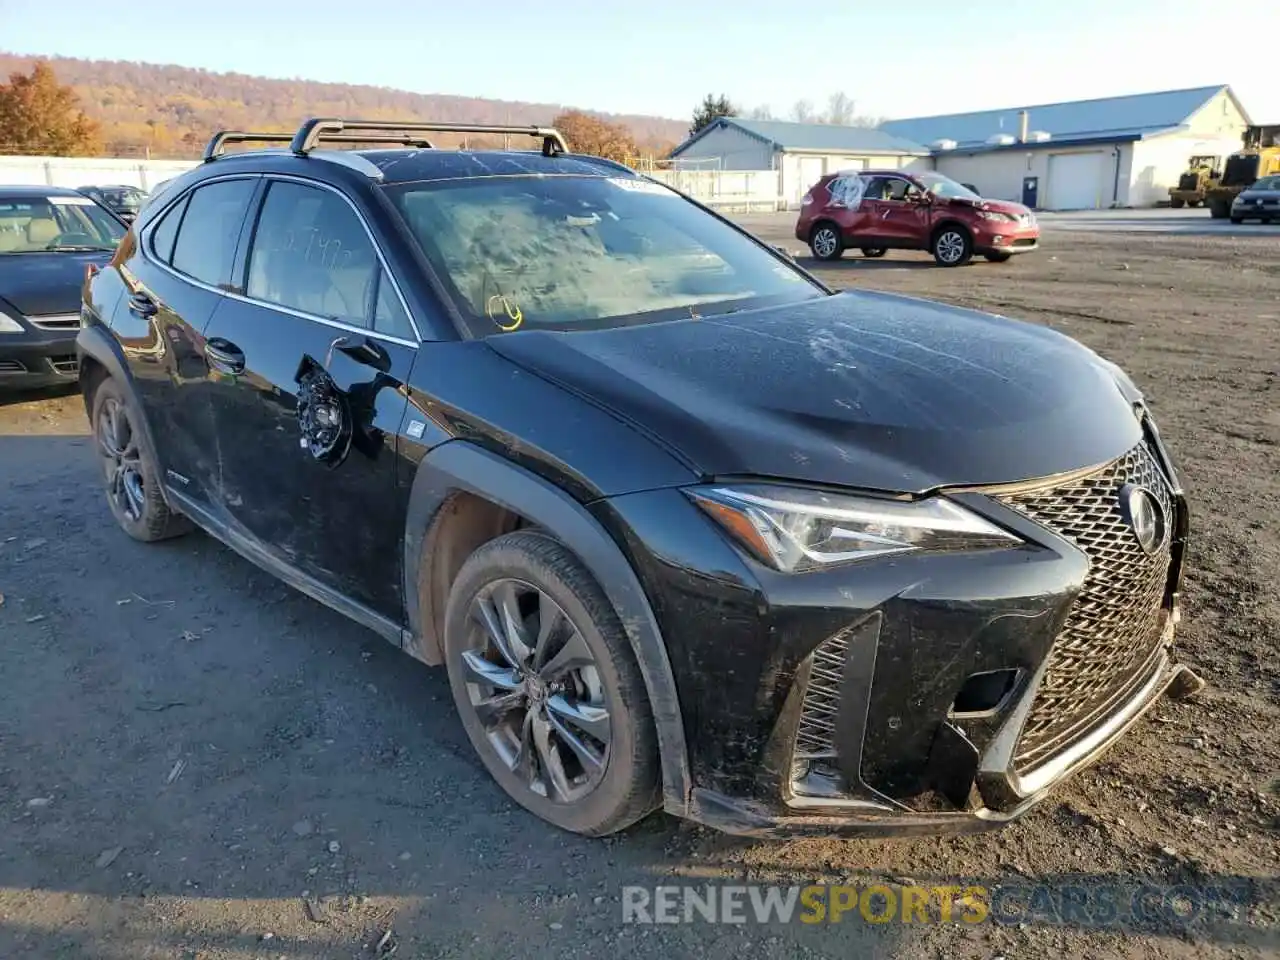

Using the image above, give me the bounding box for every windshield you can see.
[383,175,824,335]
[0,196,126,253]
[916,173,981,200]
[1252,176,1280,191]
[99,187,144,207]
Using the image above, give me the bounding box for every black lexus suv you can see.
[78,119,1192,838]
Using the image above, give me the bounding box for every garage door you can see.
[794,156,826,204]
[1046,152,1109,210]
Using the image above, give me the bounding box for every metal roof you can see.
[879,85,1244,150]
[671,117,931,158]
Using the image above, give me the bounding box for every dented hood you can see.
[942,195,1033,218]
[486,291,1142,494]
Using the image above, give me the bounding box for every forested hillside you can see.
[0,53,686,158]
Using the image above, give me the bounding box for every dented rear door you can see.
[199,177,418,621]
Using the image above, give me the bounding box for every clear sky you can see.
[1,0,1277,123]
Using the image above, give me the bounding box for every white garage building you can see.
[668,118,932,207]
[879,85,1250,210]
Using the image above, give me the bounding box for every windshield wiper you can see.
[44,244,117,252]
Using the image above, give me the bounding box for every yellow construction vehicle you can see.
[1168,155,1220,208]
[1207,124,1280,218]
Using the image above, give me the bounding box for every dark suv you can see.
[77,184,148,223]
[796,170,1040,266]
[79,119,1190,838]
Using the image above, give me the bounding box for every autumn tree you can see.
[0,62,101,156]
[690,94,736,138]
[551,110,638,165]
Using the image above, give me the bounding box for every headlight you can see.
[977,211,1014,222]
[0,313,25,334]
[686,485,1021,573]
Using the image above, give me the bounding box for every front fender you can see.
[402,441,692,812]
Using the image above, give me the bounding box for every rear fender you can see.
[75,324,172,507]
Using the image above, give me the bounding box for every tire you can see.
[1188,199,1202,208]
[1208,200,1230,219]
[91,377,191,542]
[931,225,973,267]
[443,530,661,837]
[861,247,887,258]
[984,252,1013,263]
[808,222,844,261]
[1170,197,1185,209]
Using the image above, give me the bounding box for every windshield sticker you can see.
[607,177,674,197]
[486,294,524,332]
[829,176,866,208]
[49,195,97,206]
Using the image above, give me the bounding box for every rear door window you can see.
[828,176,867,208]
[245,180,381,329]
[149,194,189,263]
[170,179,257,288]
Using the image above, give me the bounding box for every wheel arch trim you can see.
[75,325,174,506]
[402,441,692,811]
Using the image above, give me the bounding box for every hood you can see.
[487,291,1142,494]
[1237,185,1280,198]
[943,195,1033,217]
[0,250,113,317]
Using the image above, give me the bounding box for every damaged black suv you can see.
[79,119,1192,838]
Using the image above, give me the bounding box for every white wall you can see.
[934,150,1037,203]
[1185,89,1249,139]
[645,168,783,210]
[779,152,930,207]
[671,126,774,171]
[0,155,199,190]
[1124,132,1247,206]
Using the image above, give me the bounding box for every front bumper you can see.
[1231,202,1279,219]
[0,325,81,388]
[594,419,1187,836]
[974,224,1040,256]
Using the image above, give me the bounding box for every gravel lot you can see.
[1,221,1277,959]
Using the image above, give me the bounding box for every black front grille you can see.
[1177,173,1201,191]
[794,630,850,760]
[0,359,27,373]
[996,442,1174,772]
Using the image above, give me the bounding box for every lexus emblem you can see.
[1119,484,1167,555]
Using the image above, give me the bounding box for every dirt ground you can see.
[1,225,1277,959]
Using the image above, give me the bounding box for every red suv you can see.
[796,170,1040,266]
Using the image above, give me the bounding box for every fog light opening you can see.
[951,668,1021,717]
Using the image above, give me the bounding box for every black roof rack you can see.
[291,118,568,157]
[203,129,438,161]
[204,120,569,162]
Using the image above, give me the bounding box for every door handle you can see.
[128,292,158,317]
[205,337,245,374]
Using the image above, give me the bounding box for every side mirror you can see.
[328,334,392,374]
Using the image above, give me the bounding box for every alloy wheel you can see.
[97,396,146,522]
[461,578,612,804]
[936,231,966,264]
[812,227,838,258]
